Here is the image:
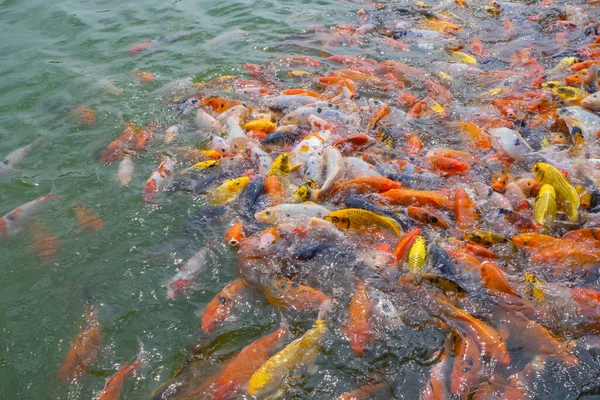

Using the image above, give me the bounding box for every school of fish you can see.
[5,0,600,398]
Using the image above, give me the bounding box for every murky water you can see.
[0,0,356,398]
[3,0,600,399]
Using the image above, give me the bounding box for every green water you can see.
[0,0,360,398]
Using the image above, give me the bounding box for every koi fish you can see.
[74,203,103,231]
[97,348,145,400]
[0,138,43,175]
[255,202,331,224]
[166,247,210,299]
[264,277,328,311]
[117,156,134,186]
[344,280,374,356]
[57,301,102,381]
[142,156,174,203]
[201,279,248,332]
[213,319,290,400]
[208,176,250,205]
[224,222,245,247]
[532,162,579,221]
[324,208,403,237]
[454,189,478,232]
[380,188,454,209]
[533,184,557,226]
[29,222,60,261]
[407,236,427,273]
[0,193,55,236]
[247,303,330,397]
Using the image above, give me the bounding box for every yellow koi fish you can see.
[533,184,557,226]
[324,208,403,237]
[407,236,427,272]
[532,162,579,221]
[208,176,250,205]
[248,306,329,397]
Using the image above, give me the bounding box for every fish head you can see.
[255,208,277,224]
[582,92,600,111]
[294,184,311,202]
[323,214,350,230]
[531,163,546,182]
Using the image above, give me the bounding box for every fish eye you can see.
[265,211,271,215]
[332,216,339,222]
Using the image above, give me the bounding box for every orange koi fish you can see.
[393,228,421,264]
[201,279,248,332]
[332,176,401,195]
[29,222,60,261]
[97,350,145,400]
[100,123,136,165]
[224,222,245,247]
[427,155,469,176]
[450,331,482,396]
[454,189,478,232]
[338,381,388,400]
[74,203,103,231]
[70,105,95,125]
[344,280,374,356]
[407,206,449,229]
[213,320,290,400]
[57,302,102,382]
[265,277,328,311]
[201,97,245,114]
[367,104,390,131]
[480,261,516,295]
[380,188,454,209]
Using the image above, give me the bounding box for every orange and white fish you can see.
[167,247,211,299]
[142,156,174,203]
[0,193,55,236]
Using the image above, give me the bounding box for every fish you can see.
[407,206,449,229]
[143,156,174,203]
[267,153,296,179]
[532,162,579,221]
[454,189,478,232]
[224,222,245,247]
[57,301,102,382]
[117,156,134,186]
[207,176,250,205]
[344,280,374,356]
[463,230,510,246]
[0,138,43,175]
[255,202,331,224]
[97,348,145,400]
[488,128,533,160]
[201,97,244,113]
[0,193,55,236]
[533,184,557,226]
[196,107,222,132]
[380,188,454,209]
[324,208,403,237]
[407,236,427,273]
[29,222,60,261]
[100,124,136,165]
[74,203,103,231]
[180,160,221,174]
[213,319,290,400]
[166,247,211,299]
[247,303,330,397]
[201,279,248,332]
[264,278,329,311]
